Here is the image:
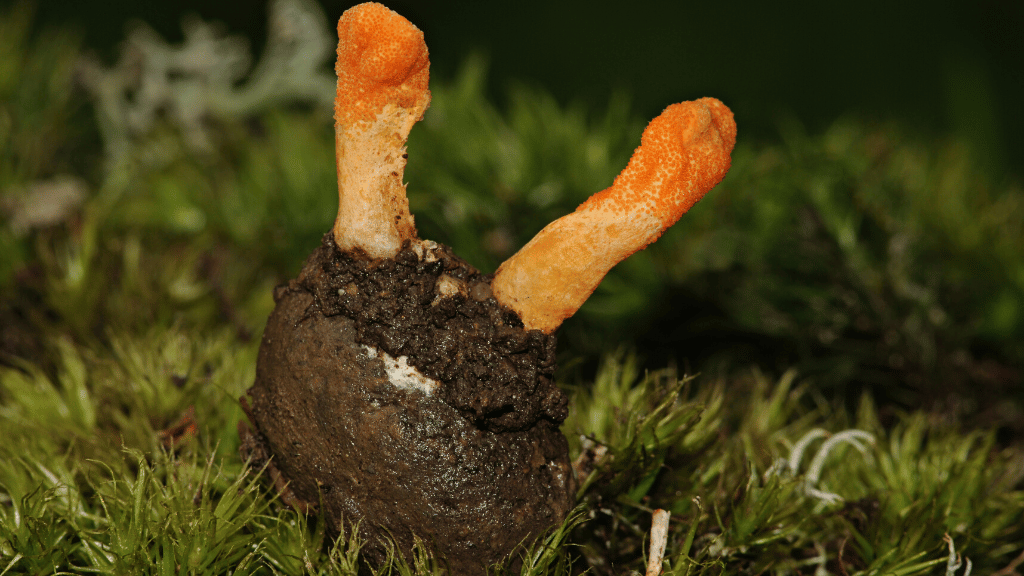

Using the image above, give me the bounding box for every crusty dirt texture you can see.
[239,235,575,574]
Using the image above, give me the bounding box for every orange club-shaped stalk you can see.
[332,2,429,259]
[492,98,736,333]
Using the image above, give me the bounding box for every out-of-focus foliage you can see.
[653,119,1024,418]
[0,2,89,291]
[1,2,1022,574]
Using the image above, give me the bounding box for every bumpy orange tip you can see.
[492,98,736,333]
[332,3,431,259]
[334,2,429,128]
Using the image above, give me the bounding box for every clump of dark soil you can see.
[240,235,575,574]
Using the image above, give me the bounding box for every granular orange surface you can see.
[334,2,429,129]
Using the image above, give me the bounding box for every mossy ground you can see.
[2,2,1022,574]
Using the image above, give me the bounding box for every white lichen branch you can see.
[787,428,829,473]
[78,0,334,171]
[772,428,876,505]
[944,533,972,576]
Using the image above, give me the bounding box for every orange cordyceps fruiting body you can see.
[241,2,736,574]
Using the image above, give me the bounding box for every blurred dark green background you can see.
[24,0,1024,178]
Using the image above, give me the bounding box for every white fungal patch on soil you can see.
[362,344,439,394]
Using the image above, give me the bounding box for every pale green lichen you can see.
[78,0,334,171]
[944,534,973,576]
[778,427,876,505]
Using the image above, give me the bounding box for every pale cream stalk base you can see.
[334,101,425,259]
